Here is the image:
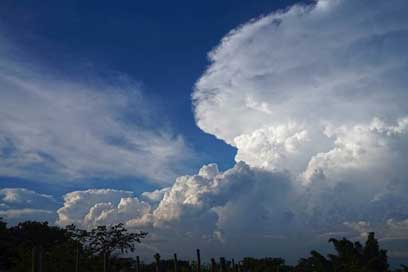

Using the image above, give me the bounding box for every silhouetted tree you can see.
[86,223,147,272]
[9,221,67,272]
[295,232,388,272]
[1,219,407,272]
[362,232,388,271]
[296,250,332,272]
[0,218,13,270]
[65,224,89,272]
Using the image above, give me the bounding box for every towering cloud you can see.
[193,0,408,179]
[191,0,408,242]
[189,0,408,258]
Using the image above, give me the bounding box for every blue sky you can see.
[0,0,308,195]
[1,0,408,262]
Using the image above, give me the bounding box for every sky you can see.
[1,0,408,264]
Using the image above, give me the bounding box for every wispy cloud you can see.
[0,34,193,184]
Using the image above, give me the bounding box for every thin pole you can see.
[211,258,216,272]
[75,241,80,272]
[38,246,43,272]
[136,256,141,272]
[220,258,226,272]
[174,254,178,272]
[196,249,201,272]
[103,252,108,272]
[32,246,36,272]
[154,253,160,272]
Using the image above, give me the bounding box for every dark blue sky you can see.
[0,0,308,196]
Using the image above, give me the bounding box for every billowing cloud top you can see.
[193,0,408,178]
[55,163,297,258]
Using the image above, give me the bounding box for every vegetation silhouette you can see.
[0,218,146,272]
[296,233,388,272]
[0,218,407,272]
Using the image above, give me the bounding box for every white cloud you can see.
[344,221,371,238]
[303,117,408,185]
[0,35,192,184]
[57,189,140,228]
[0,209,53,219]
[55,163,302,259]
[193,0,408,176]
[58,160,407,259]
[189,0,408,258]
[234,123,310,172]
[0,188,58,224]
[141,187,170,205]
[385,219,408,240]
[20,160,408,260]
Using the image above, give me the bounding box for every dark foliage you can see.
[295,232,388,272]
[0,218,406,272]
[0,218,147,272]
[86,223,147,256]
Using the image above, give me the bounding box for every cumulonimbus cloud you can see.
[3,0,408,261]
[190,0,408,258]
[193,0,408,178]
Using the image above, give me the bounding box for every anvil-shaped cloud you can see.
[193,0,408,180]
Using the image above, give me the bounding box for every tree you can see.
[296,250,332,272]
[86,223,147,272]
[10,221,67,272]
[394,265,408,272]
[362,232,388,272]
[65,224,89,272]
[295,232,388,272]
[0,218,13,270]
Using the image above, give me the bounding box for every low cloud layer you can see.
[51,160,408,260]
[54,163,300,259]
[0,188,59,224]
[20,158,408,260]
